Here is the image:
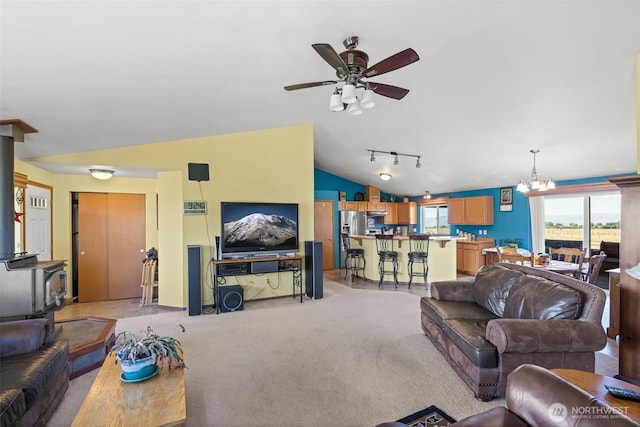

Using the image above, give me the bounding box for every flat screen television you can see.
[220,202,299,257]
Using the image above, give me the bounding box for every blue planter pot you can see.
[119,355,157,381]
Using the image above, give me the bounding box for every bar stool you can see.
[375,234,398,288]
[407,234,430,289]
[341,233,365,280]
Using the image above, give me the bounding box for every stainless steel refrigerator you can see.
[339,211,366,268]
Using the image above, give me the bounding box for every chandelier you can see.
[516,149,555,192]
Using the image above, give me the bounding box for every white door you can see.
[25,184,52,261]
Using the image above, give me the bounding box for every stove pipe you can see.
[0,135,15,260]
[0,120,38,260]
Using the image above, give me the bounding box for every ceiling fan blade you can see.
[368,82,410,100]
[363,48,419,78]
[312,43,349,78]
[284,80,337,91]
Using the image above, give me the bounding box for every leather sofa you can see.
[420,263,607,401]
[0,318,70,427]
[376,364,638,426]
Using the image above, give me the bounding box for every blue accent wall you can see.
[315,168,633,263]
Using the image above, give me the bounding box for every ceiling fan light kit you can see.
[516,149,556,192]
[284,35,420,115]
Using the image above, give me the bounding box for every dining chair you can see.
[549,247,584,278]
[496,246,518,255]
[582,252,606,284]
[497,251,534,265]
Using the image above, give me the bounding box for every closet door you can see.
[77,192,146,302]
[78,193,109,302]
[107,193,146,299]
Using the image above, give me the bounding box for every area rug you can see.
[396,405,456,426]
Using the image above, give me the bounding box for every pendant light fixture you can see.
[516,149,555,192]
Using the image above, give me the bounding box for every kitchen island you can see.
[349,235,464,285]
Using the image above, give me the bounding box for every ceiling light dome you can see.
[89,169,115,180]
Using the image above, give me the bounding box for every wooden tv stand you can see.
[213,256,303,314]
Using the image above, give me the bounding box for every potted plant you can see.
[111,325,185,381]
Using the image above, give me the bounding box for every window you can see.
[543,192,620,255]
[421,205,449,235]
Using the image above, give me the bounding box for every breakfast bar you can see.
[349,235,462,285]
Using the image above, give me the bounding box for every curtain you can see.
[529,196,545,253]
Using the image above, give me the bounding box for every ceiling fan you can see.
[284,36,419,113]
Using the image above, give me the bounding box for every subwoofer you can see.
[218,285,244,313]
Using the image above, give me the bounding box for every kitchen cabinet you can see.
[382,203,397,224]
[456,239,495,275]
[365,185,381,202]
[397,202,417,224]
[367,201,386,211]
[338,201,367,211]
[447,196,494,225]
[447,198,465,224]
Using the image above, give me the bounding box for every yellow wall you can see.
[19,124,314,309]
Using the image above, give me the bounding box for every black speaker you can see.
[305,240,323,299]
[187,245,202,316]
[188,163,210,182]
[218,285,244,313]
[214,236,221,260]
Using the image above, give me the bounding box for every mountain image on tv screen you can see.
[223,213,297,248]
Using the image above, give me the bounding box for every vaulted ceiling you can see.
[2,1,639,195]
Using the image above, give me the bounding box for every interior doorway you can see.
[73,192,146,302]
[314,200,334,270]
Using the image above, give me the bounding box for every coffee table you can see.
[552,369,640,423]
[72,352,186,426]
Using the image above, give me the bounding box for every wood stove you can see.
[0,254,68,325]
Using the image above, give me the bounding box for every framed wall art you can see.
[499,187,513,211]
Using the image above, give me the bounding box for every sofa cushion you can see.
[420,298,497,329]
[0,340,69,408]
[443,319,498,368]
[472,264,524,317]
[503,275,583,320]
[0,389,26,427]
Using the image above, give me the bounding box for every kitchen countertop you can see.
[351,234,466,241]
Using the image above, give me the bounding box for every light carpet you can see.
[47,279,618,427]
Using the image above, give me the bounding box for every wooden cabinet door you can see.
[107,193,146,300]
[397,202,417,224]
[365,185,381,202]
[314,200,335,270]
[456,246,464,272]
[463,248,479,274]
[78,193,109,302]
[465,196,494,225]
[343,201,359,211]
[356,202,368,211]
[382,203,397,224]
[448,199,465,224]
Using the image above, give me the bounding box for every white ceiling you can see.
[2,0,639,196]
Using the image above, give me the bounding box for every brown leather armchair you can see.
[376,364,638,427]
[453,364,638,426]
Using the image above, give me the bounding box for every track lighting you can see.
[423,191,431,199]
[367,149,422,167]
